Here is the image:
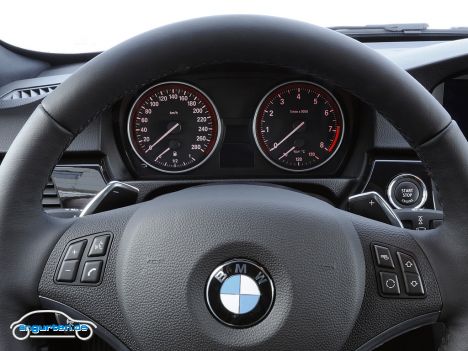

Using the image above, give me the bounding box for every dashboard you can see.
[1,37,468,227]
[434,75,468,134]
[115,68,368,181]
[126,80,343,174]
[2,31,468,351]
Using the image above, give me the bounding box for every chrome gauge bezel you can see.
[252,80,345,172]
[127,81,222,174]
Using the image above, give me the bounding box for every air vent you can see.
[1,84,58,101]
[43,178,61,209]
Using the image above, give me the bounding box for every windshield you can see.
[2,0,467,53]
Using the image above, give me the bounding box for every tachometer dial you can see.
[253,81,344,172]
[128,82,220,173]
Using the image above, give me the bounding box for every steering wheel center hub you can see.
[116,184,365,350]
[205,258,275,328]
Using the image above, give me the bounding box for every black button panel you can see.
[57,260,79,282]
[64,240,86,261]
[374,245,394,268]
[397,252,418,274]
[379,272,400,295]
[88,235,110,257]
[55,232,112,286]
[371,243,425,298]
[81,261,103,283]
[403,272,425,295]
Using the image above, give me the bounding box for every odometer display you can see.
[128,82,220,173]
[253,81,345,172]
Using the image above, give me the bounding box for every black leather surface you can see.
[125,179,357,204]
[116,185,364,350]
[0,101,102,154]
[37,184,443,350]
[412,122,468,351]
[0,15,467,351]
[37,184,366,350]
[42,16,451,146]
[39,205,139,350]
[0,107,73,349]
[343,212,442,350]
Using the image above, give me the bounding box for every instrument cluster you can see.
[118,71,361,180]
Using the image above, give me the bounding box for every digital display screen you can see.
[219,124,254,168]
[443,79,468,137]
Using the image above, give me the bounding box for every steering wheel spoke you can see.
[1,15,467,351]
[37,205,139,350]
[345,212,442,350]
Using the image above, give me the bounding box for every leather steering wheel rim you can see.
[0,15,467,351]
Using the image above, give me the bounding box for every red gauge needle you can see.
[145,123,180,153]
[279,146,295,160]
[270,121,304,151]
[155,147,171,161]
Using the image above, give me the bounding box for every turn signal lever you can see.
[395,209,443,230]
[80,181,139,217]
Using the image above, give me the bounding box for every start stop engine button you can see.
[387,174,427,209]
[394,181,420,206]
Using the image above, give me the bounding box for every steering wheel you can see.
[1,15,467,351]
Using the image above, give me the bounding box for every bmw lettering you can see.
[206,259,275,327]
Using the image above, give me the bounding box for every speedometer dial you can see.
[253,81,345,172]
[128,82,220,173]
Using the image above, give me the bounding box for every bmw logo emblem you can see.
[206,259,275,327]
